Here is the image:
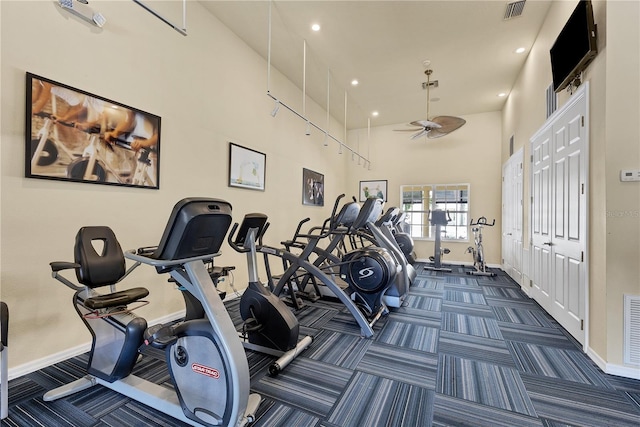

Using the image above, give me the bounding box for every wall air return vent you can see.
[624,294,640,366]
[504,0,526,20]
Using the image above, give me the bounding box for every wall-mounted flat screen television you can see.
[550,0,598,93]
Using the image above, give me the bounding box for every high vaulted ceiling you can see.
[200,0,553,129]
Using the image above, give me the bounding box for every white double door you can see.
[530,84,588,345]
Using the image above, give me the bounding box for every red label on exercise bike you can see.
[192,363,220,379]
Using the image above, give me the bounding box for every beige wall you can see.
[0,0,350,372]
[349,111,503,265]
[603,0,640,368]
[502,0,640,370]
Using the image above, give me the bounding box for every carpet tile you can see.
[357,341,439,388]
[376,318,439,353]
[250,398,320,427]
[438,354,537,416]
[498,322,577,349]
[441,312,504,340]
[522,373,640,427]
[432,393,543,427]
[251,358,352,417]
[3,262,640,427]
[326,371,434,427]
[303,329,371,369]
[509,342,614,387]
[443,289,487,305]
[493,305,555,327]
[441,300,495,318]
[438,330,516,368]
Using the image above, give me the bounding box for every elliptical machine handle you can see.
[286,217,311,245]
[328,194,346,231]
[257,222,270,246]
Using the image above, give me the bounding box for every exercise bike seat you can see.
[70,226,149,309]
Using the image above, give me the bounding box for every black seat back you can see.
[332,201,360,230]
[74,226,126,288]
[151,198,233,261]
[352,197,384,230]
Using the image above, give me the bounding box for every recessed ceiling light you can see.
[311,23,320,31]
[498,92,507,97]
[351,79,359,86]
[372,111,379,117]
[515,47,526,54]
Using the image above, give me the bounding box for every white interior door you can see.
[531,127,553,312]
[550,97,586,342]
[529,84,588,345]
[502,148,523,283]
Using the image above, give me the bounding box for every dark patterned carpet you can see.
[3,264,640,426]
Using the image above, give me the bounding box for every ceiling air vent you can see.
[504,0,526,20]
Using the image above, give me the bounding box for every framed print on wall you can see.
[26,72,161,189]
[228,142,266,191]
[359,179,388,202]
[302,168,324,206]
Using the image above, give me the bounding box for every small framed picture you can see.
[228,142,266,191]
[302,168,324,206]
[359,180,387,202]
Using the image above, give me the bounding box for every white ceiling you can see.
[200,0,553,129]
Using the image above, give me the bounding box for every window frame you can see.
[400,183,470,242]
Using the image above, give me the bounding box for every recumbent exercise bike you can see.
[44,198,266,427]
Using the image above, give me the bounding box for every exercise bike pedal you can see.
[144,324,178,349]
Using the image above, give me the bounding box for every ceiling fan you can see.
[396,69,466,140]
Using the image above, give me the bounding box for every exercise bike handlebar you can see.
[469,217,495,227]
[227,223,249,253]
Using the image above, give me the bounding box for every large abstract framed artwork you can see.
[25,73,161,189]
[228,143,266,191]
[302,168,324,206]
[359,180,387,202]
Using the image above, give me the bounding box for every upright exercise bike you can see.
[425,209,452,272]
[466,217,496,277]
[44,198,261,427]
[227,213,313,375]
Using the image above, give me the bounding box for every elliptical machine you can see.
[44,198,261,427]
[466,217,496,277]
[425,209,452,272]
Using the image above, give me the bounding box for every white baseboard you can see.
[587,346,640,380]
[8,310,185,380]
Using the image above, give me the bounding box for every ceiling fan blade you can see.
[410,129,429,140]
[409,120,442,129]
[426,129,448,139]
[430,116,466,134]
[394,128,423,132]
